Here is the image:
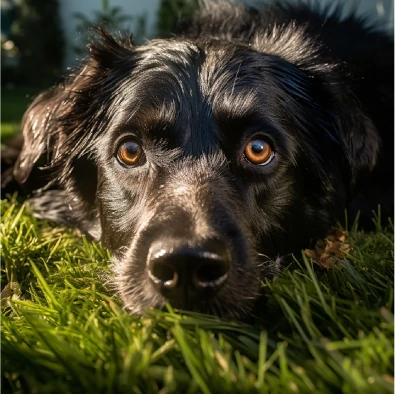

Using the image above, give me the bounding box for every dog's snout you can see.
[147,239,231,305]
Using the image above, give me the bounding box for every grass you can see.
[1,89,40,143]
[1,196,393,393]
[1,93,394,392]
[2,89,40,122]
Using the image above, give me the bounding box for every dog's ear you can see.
[15,29,134,184]
[13,89,61,190]
[13,30,135,234]
[339,103,381,189]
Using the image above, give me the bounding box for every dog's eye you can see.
[244,138,274,165]
[117,140,143,166]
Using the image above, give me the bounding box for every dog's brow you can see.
[212,89,263,121]
[199,60,264,121]
[117,99,178,137]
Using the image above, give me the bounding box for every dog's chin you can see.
[122,292,258,320]
[114,274,261,319]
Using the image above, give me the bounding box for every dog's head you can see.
[14,28,379,318]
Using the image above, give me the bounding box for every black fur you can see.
[3,1,393,319]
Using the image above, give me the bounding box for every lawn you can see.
[1,92,394,393]
[1,89,39,143]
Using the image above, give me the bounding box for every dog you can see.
[2,1,393,319]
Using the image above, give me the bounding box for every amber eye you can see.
[244,138,274,165]
[117,140,143,166]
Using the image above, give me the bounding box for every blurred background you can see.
[1,0,394,141]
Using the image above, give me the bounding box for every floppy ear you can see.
[14,89,64,191]
[338,101,381,191]
[13,29,135,235]
[353,115,380,177]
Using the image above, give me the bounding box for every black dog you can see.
[3,1,393,319]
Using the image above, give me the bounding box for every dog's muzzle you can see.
[146,238,232,308]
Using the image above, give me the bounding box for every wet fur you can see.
[3,1,393,319]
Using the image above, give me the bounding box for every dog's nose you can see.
[147,239,231,305]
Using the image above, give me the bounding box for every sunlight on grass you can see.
[1,122,20,143]
[1,197,393,393]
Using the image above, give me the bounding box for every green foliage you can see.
[1,197,394,393]
[72,1,138,56]
[72,0,201,56]
[2,0,64,87]
[72,0,161,55]
[156,0,199,37]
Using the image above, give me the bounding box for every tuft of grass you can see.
[1,197,394,393]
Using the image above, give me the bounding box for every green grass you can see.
[1,89,39,143]
[1,123,20,142]
[1,196,393,393]
[0,103,394,392]
[1,89,39,122]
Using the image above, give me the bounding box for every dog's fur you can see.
[2,1,393,319]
